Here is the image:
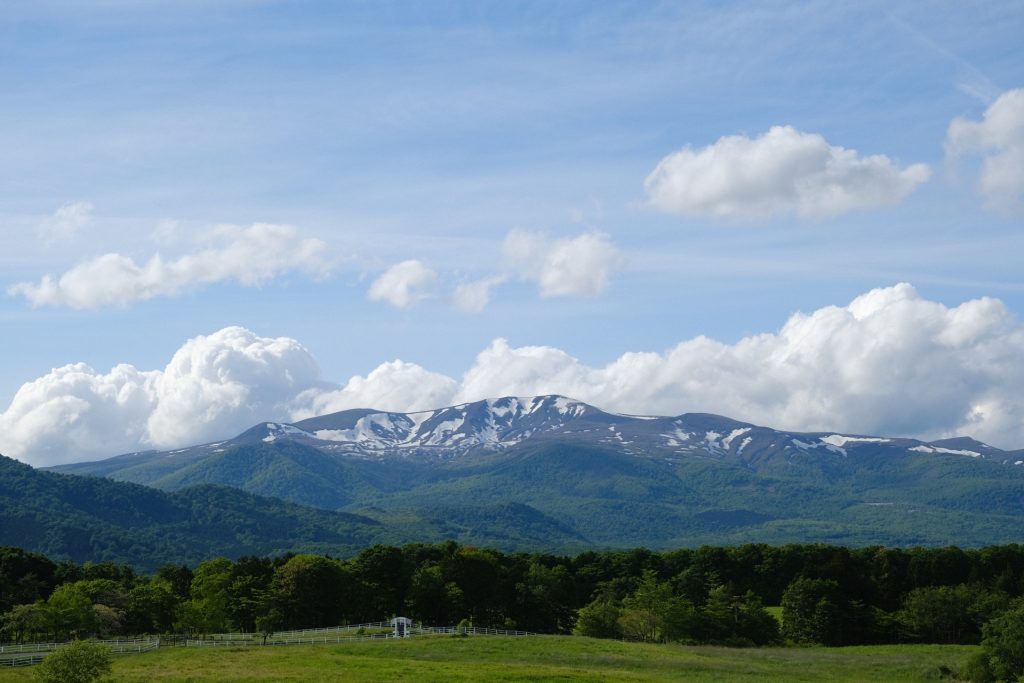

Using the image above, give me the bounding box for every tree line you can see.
[3,542,1024,668]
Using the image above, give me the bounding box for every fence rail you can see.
[3,622,533,665]
[0,653,47,668]
[185,625,532,648]
[0,638,160,667]
[199,621,394,642]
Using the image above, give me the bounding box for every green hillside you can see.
[0,454,591,568]
[42,430,1024,553]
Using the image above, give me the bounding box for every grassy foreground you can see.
[0,635,977,682]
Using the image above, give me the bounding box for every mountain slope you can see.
[0,453,385,570]
[46,395,1024,550]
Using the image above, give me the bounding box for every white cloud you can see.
[946,88,1024,212]
[38,202,94,244]
[4,285,1024,466]
[290,360,458,419]
[0,327,325,466]
[449,284,1024,449]
[146,327,325,448]
[367,260,438,309]
[452,275,506,313]
[644,125,931,219]
[9,223,330,309]
[503,229,623,297]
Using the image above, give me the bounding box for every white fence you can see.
[185,624,532,648]
[2,622,534,666]
[0,637,160,667]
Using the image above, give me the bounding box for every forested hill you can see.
[0,453,591,569]
[0,454,385,570]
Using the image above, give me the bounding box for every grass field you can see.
[0,635,977,682]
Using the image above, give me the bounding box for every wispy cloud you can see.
[946,88,1024,212]
[453,275,507,313]
[38,202,94,245]
[367,259,438,309]
[9,223,330,309]
[503,229,623,297]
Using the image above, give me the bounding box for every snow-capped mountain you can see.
[73,394,1024,469]
[48,395,1024,550]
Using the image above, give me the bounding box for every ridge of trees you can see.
[3,542,1024,678]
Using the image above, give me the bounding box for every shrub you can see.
[980,606,1024,682]
[959,651,994,682]
[33,640,112,683]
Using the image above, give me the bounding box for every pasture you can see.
[0,634,976,682]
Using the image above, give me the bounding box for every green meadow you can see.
[0,636,977,682]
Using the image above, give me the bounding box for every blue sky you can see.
[2,1,1023,464]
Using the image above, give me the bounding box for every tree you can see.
[182,558,233,634]
[32,640,112,683]
[1,602,49,644]
[124,580,177,634]
[406,564,462,626]
[574,595,621,639]
[980,606,1024,682]
[701,586,779,646]
[256,610,282,646]
[516,563,576,633]
[271,555,347,629]
[46,584,95,639]
[617,570,695,643]
[781,578,844,645]
[897,584,1000,644]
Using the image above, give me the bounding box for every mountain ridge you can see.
[52,395,1024,475]
[40,395,1024,553]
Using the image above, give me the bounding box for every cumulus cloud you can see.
[5,285,1024,466]
[146,327,324,447]
[452,275,507,313]
[367,260,438,309]
[645,126,931,219]
[503,229,623,297]
[9,223,330,309]
[290,360,459,419]
[38,202,94,244]
[946,88,1024,211]
[340,284,1024,449]
[0,327,326,466]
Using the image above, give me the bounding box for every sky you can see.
[1,1,1023,466]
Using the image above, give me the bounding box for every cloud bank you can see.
[0,327,325,466]
[9,223,330,309]
[645,126,931,219]
[947,88,1024,212]
[3,284,1023,466]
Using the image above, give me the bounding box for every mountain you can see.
[48,395,1024,550]
[0,445,586,568]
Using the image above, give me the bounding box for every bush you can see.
[959,651,994,682]
[33,640,112,683]
[980,606,1024,682]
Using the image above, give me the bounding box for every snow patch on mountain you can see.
[821,435,891,448]
[722,428,752,449]
[262,423,315,443]
[792,438,846,456]
[910,445,982,458]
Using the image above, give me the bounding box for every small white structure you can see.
[391,616,413,638]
